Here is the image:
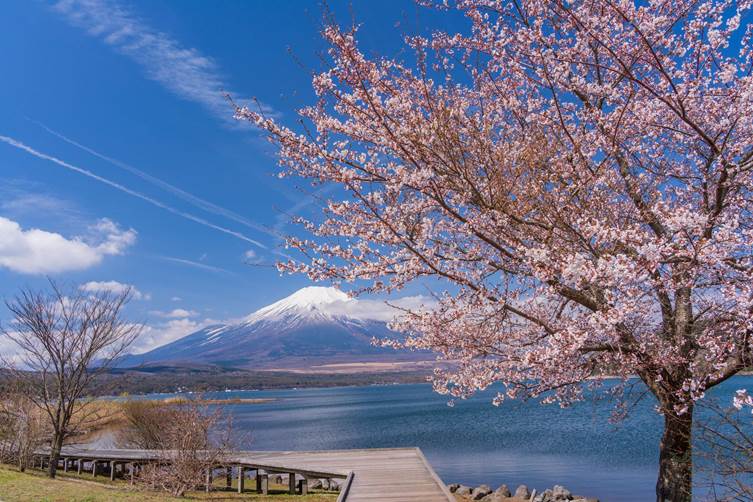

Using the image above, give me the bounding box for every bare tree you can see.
[1,280,140,478]
[0,375,50,471]
[125,398,234,497]
[117,399,181,450]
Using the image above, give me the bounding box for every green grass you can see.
[0,465,338,502]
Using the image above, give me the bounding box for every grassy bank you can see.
[0,465,337,502]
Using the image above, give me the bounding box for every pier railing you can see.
[32,446,349,496]
[31,446,454,501]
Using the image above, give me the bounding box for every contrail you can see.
[0,135,266,249]
[31,120,280,238]
[159,256,233,275]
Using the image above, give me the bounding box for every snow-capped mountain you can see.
[119,287,430,370]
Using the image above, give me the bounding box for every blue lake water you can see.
[146,376,753,501]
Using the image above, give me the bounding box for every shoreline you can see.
[450,482,599,502]
[86,368,430,397]
[88,372,753,399]
[89,371,753,404]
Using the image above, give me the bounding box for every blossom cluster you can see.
[238,0,753,415]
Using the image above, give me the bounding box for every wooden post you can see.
[130,463,135,485]
[298,478,309,495]
[225,466,232,488]
[237,466,244,493]
[92,460,97,477]
[63,458,68,473]
[110,461,116,481]
[77,459,83,475]
[257,473,268,495]
[288,473,296,494]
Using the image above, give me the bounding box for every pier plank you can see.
[42,446,453,501]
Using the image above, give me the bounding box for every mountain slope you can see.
[120,287,430,370]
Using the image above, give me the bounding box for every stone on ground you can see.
[456,485,473,497]
[552,485,573,500]
[494,484,511,497]
[471,484,492,500]
[514,485,530,499]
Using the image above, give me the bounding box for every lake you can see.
[139,376,753,501]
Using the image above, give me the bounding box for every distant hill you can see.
[118,287,432,371]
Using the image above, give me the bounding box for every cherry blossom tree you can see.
[236,1,753,500]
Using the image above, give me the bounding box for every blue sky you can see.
[0,0,448,353]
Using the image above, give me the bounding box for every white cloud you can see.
[130,318,216,354]
[0,333,24,366]
[327,295,437,322]
[0,216,136,274]
[243,249,263,265]
[171,296,182,302]
[0,186,82,222]
[51,0,276,125]
[149,308,198,319]
[79,280,148,300]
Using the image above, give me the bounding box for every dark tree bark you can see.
[48,433,64,478]
[656,405,693,502]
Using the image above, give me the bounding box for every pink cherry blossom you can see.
[237,2,753,500]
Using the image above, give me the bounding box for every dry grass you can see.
[0,464,337,501]
[70,395,273,442]
[74,400,126,428]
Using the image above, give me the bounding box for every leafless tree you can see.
[117,399,181,450]
[695,400,753,501]
[0,280,140,478]
[0,375,50,471]
[126,398,234,497]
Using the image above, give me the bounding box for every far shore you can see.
[163,396,276,405]
[83,369,753,398]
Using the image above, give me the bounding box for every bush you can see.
[119,398,234,497]
[0,389,49,471]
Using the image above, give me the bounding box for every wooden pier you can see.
[34,446,454,502]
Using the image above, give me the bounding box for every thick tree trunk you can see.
[47,433,64,479]
[656,406,693,502]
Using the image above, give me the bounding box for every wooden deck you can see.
[39,446,454,502]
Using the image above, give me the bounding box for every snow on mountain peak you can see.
[243,286,353,323]
[282,286,351,307]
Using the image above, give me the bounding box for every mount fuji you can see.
[119,287,432,371]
